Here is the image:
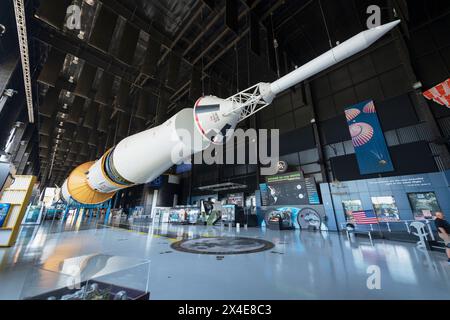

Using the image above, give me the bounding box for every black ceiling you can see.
[15,0,449,187]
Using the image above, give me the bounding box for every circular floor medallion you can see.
[171,237,275,255]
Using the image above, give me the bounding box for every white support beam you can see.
[13,0,34,123]
[224,83,270,122]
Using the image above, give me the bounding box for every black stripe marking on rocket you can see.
[195,104,220,113]
[220,124,233,137]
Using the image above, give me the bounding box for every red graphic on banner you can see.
[423,78,450,108]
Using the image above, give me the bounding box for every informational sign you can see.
[227,193,244,207]
[345,100,394,175]
[22,205,43,225]
[261,172,321,206]
[0,203,11,227]
[259,183,270,206]
[305,177,320,205]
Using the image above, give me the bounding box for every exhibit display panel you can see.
[320,171,450,232]
[342,200,363,223]
[258,205,327,231]
[260,172,320,206]
[407,192,441,221]
[22,205,44,225]
[20,255,151,300]
[0,176,36,247]
[345,100,394,175]
[153,206,201,224]
[371,196,400,222]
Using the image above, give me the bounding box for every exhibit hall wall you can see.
[320,171,450,232]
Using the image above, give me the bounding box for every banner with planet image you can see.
[345,100,394,175]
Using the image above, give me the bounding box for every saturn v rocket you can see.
[60,20,401,205]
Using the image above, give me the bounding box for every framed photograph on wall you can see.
[371,196,400,222]
[407,192,441,221]
[342,200,363,223]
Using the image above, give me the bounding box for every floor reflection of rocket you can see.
[60,21,401,205]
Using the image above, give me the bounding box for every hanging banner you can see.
[423,78,450,108]
[345,100,394,175]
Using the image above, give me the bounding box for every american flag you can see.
[352,211,378,225]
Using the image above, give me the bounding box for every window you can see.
[407,192,441,221]
[371,196,400,222]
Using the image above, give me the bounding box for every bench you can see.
[343,223,374,245]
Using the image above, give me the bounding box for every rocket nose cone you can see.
[363,20,401,45]
[377,19,401,32]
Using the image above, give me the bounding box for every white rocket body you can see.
[61,21,400,205]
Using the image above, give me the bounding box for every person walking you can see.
[435,212,450,264]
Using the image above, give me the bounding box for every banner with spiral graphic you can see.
[345,100,394,175]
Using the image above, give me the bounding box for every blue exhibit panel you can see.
[0,203,11,227]
[345,100,394,175]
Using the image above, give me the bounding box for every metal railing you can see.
[340,219,437,241]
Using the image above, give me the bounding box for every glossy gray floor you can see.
[1,218,450,300]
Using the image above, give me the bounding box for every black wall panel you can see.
[75,130,89,144]
[266,21,276,72]
[379,67,410,99]
[166,52,181,89]
[156,91,169,126]
[414,53,449,88]
[117,22,139,64]
[203,0,215,10]
[89,6,118,52]
[118,112,131,138]
[329,66,352,93]
[330,141,437,181]
[189,66,202,100]
[38,49,66,87]
[225,0,239,34]
[67,96,85,125]
[95,72,114,105]
[88,130,98,147]
[83,102,99,129]
[36,0,72,29]
[250,12,260,56]
[132,118,145,134]
[62,123,76,141]
[135,89,157,119]
[320,115,351,145]
[376,94,419,131]
[116,80,130,112]
[279,125,316,155]
[97,106,111,133]
[39,88,60,118]
[74,64,97,98]
[141,38,162,78]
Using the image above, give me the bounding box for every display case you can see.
[221,205,236,225]
[152,207,171,223]
[168,206,200,224]
[20,255,151,300]
[265,210,295,230]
